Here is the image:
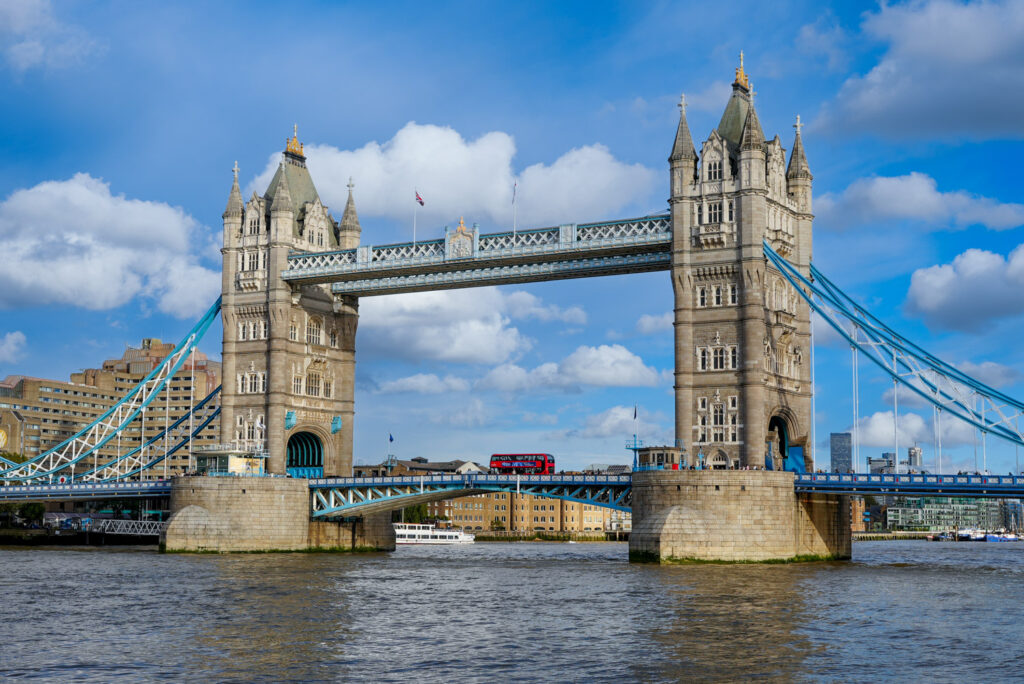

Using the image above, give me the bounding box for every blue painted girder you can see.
[308,473,633,518]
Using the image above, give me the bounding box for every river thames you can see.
[2,541,1022,682]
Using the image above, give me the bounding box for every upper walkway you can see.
[282,214,672,296]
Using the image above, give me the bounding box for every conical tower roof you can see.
[669,94,696,162]
[224,161,243,217]
[740,101,765,150]
[270,162,292,213]
[339,177,361,233]
[787,116,812,180]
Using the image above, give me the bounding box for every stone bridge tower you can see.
[220,129,360,476]
[669,57,813,471]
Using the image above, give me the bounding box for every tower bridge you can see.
[6,59,1024,560]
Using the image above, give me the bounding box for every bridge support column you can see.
[629,471,850,563]
[160,476,394,552]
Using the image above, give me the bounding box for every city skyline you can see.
[2,1,1023,471]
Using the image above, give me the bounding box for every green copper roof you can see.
[264,153,322,231]
[716,85,752,149]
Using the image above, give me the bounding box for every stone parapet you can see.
[161,476,395,553]
[630,470,850,562]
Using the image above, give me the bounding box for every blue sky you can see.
[2,0,1024,472]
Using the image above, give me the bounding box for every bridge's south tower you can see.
[220,130,360,476]
[670,58,813,470]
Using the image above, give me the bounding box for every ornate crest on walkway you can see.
[445,217,477,260]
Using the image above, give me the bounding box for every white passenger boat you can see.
[394,523,475,545]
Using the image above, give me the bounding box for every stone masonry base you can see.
[629,470,850,563]
[160,476,395,553]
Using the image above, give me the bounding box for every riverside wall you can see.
[629,470,850,563]
[161,476,395,552]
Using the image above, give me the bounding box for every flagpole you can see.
[413,192,418,246]
[512,179,518,239]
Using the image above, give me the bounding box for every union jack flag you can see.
[415,191,424,206]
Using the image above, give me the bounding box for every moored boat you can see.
[394,523,475,545]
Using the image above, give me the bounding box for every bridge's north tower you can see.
[220,130,360,476]
[669,58,813,470]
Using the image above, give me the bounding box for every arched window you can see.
[289,323,297,341]
[729,284,738,305]
[730,346,738,369]
[306,372,321,397]
[239,323,248,341]
[714,286,722,306]
[323,380,332,398]
[699,348,708,371]
[698,287,707,307]
[713,347,725,370]
[293,376,303,395]
[330,330,338,347]
[306,318,322,345]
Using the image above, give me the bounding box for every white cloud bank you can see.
[479,344,661,392]
[0,173,220,318]
[906,245,1024,331]
[815,0,1024,138]
[376,373,470,395]
[0,331,26,363]
[816,173,1024,232]
[636,312,672,335]
[0,0,99,73]
[247,122,658,229]
[359,287,586,365]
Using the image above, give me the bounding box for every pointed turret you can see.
[270,162,292,213]
[787,115,812,180]
[669,94,696,162]
[223,161,243,218]
[337,177,362,249]
[740,101,765,151]
[340,178,361,232]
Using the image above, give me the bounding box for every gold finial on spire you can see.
[734,50,750,89]
[456,216,467,232]
[286,123,304,156]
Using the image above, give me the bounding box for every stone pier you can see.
[160,476,395,553]
[629,470,850,563]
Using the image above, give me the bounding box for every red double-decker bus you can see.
[489,453,555,475]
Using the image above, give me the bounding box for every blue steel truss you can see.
[765,242,1024,448]
[308,473,633,518]
[0,297,223,482]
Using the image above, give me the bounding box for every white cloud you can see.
[0,331,26,363]
[812,311,847,348]
[0,0,99,73]
[247,122,657,230]
[0,173,220,318]
[852,410,975,449]
[796,16,851,71]
[636,311,672,334]
[905,245,1024,331]
[671,81,730,114]
[815,0,1024,138]
[376,373,470,395]
[479,344,661,392]
[359,287,589,364]
[956,360,1022,388]
[503,291,586,325]
[558,405,671,444]
[431,397,489,428]
[816,173,1024,231]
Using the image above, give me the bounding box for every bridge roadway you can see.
[5,473,1024,511]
